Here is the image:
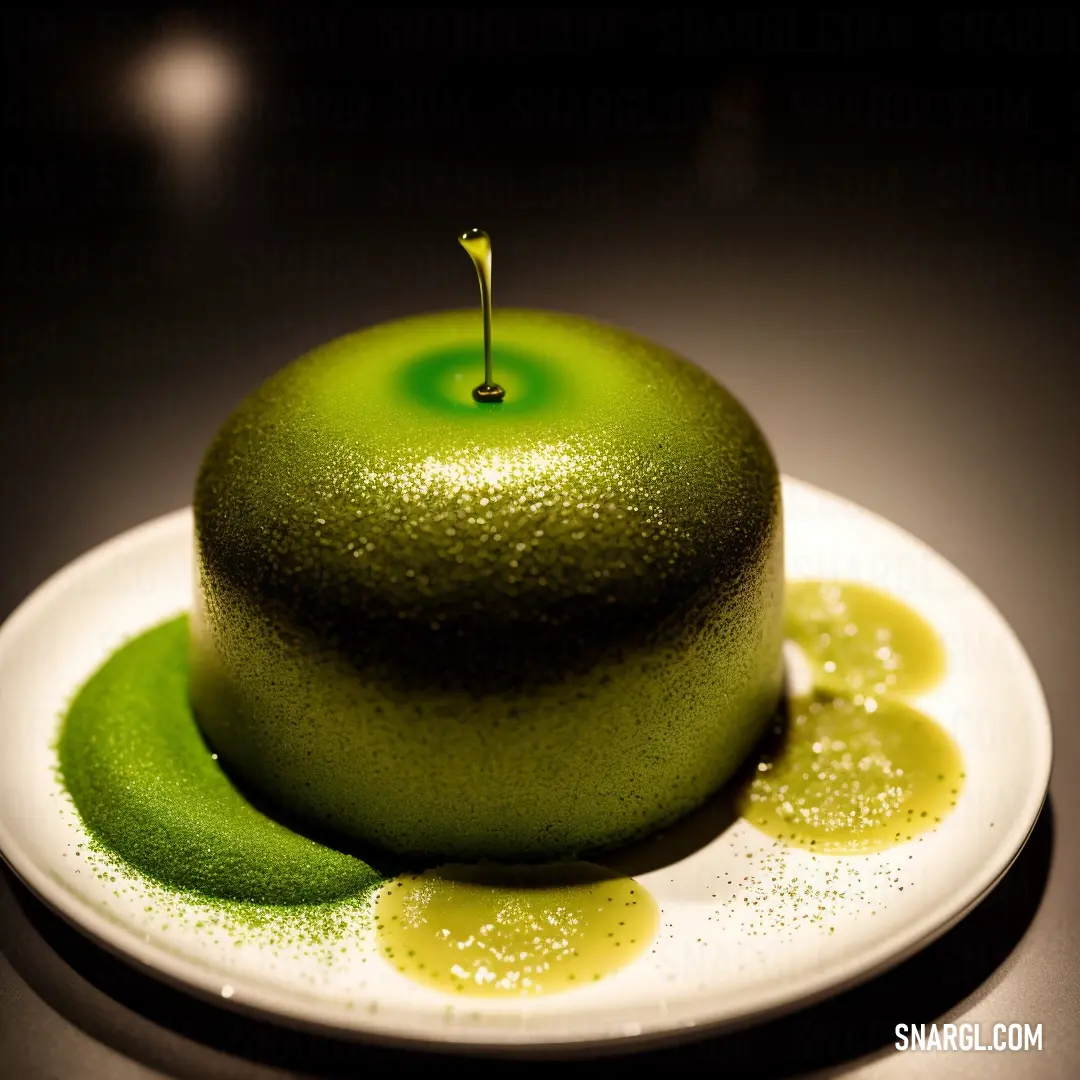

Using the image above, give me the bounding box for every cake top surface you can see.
[195,309,780,640]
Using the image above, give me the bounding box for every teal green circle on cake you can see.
[398,342,562,415]
[191,308,784,861]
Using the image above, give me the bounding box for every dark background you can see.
[1,8,1076,1077]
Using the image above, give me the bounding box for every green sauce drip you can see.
[57,616,385,905]
[458,227,504,403]
[739,580,964,852]
[375,862,658,996]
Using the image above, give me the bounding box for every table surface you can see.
[1,11,1077,1077]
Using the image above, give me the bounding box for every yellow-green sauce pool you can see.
[739,580,964,853]
[738,693,965,853]
[784,579,946,697]
[375,862,658,996]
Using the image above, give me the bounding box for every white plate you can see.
[0,477,1052,1056]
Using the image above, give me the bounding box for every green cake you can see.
[190,309,784,860]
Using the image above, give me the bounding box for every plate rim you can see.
[0,476,1054,1056]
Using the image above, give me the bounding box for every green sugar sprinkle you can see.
[56,616,387,908]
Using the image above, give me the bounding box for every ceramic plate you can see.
[0,477,1052,1055]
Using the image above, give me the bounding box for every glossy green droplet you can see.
[458,227,503,402]
[375,861,658,996]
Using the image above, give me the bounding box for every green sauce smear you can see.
[739,580,964,852]
[57,616,385,906]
